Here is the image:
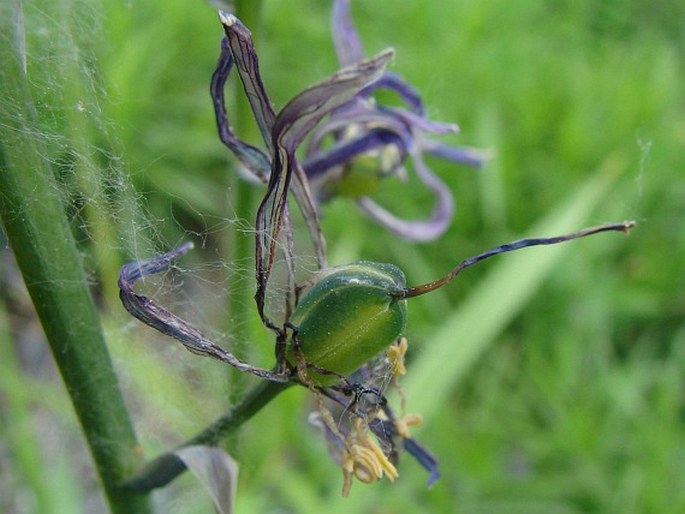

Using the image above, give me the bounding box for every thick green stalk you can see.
[0,4,151,512]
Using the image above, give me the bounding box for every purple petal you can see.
[331,0,365,66]
[403,437,441,487]
[273,49,394,152]
[302,126,408,181]
[305,106,411,157]
[357,149,455,241]
[360,72,425,115]
[118,243,286,381]
[423,139,489,168]
[368,405,440,486]
[219,12,276,152]
[210,37,271,182]
[389,108,459,135]
[255,50,393,321]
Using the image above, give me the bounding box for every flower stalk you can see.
[124,379,291,492]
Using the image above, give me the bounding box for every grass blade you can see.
[404,155,628,422]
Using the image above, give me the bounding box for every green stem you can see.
[0,4,151,512]
[124,379,290,492]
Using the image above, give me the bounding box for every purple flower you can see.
[211,13,393,279]
[297,0,485,241]
[212,2,485,243]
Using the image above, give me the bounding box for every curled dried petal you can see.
[210,37,271,182]
[255,50,394,319]
[357,149,455,241]
[332,0,365,66]
[219,12,276,151]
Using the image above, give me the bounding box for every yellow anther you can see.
[341,465,354,497]
[340,417,399,496]
[350,444,383,480]
[404,413,423,428]
[394,413,424,438]
[379,144,402,173]
[387,337,408,377]
[367,440,398,482]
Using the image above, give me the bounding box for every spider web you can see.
[0,2,322,512]
[1,2,427,511]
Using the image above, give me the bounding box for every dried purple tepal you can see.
[212,2,486,243]
[300,0,487,241]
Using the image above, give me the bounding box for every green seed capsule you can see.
[289,261,407,386]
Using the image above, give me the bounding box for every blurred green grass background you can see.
[1,0,684,512]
